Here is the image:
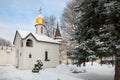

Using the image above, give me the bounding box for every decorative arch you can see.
[26,39,33,47]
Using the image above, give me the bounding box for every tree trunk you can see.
[112,55,114,67]
[83,58,86,67]
[100,57,103,66]
[114,56,120,80]
[83,62,86,67]
[91,59,93,66]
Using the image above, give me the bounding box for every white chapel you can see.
[13,10,60,69]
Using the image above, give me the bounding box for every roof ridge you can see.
[17,30,59,44]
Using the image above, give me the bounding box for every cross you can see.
[39,8,42,14]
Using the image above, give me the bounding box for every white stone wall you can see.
[0,46,15,66]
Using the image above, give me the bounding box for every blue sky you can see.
[0,0,70,43]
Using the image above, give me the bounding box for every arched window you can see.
[29,54,32,58]
[41,27,43,34]
[45,51,50,61]
[26,39,33,47]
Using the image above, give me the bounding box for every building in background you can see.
[54,24,72,64]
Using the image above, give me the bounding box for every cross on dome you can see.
[39,8,42,14]
[36,8,45,25]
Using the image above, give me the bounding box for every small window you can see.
[26,39,33,47]
[29,54,32,58]
[45,51,50,61]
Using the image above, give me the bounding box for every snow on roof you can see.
[17,30,59,44]
[17,29,30,38]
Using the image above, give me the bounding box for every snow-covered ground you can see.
[0,62,114,80]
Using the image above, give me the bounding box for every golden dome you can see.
[36,17,44,25]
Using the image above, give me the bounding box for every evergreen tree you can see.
[73,0,120,79]
[32,60,43,73]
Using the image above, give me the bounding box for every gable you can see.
[13,31,22,45]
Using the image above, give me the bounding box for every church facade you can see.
[13,10,60,69]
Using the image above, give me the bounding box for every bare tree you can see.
[45,15,56,38]
[60,0,83,52]
[0,38,11,46]
[61,0,83,34]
